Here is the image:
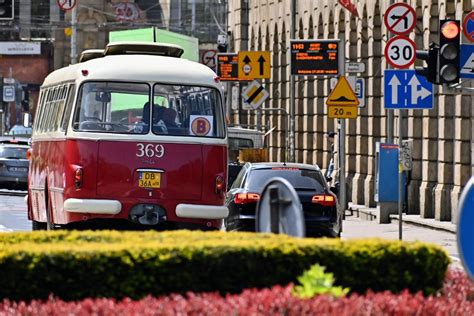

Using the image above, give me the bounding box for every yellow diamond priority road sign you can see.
[241,80,269,110]
[238,51,271,80]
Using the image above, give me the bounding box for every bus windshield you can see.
[73,81,225,138]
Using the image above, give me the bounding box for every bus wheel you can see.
[32,220,47,231]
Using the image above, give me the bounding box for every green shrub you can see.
[293,264,349,298]
[0,230,450,301]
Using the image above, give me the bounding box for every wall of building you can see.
[227,0,473,223]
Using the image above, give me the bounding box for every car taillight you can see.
[312,194,336,206]
[26,148,32,160]
[234,193,260,204]
[215,175,225,193]
[74,167,83,189]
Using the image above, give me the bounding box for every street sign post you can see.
[237,51,271,80]
[290,39,341,76]
[326,76,359,118]
[384,3,416,35]
[384,70,433,109]
[2,85,14,102]
[385,36,417,69]
[460,44,474,79]
[241,80,269,110]
[457,177,474,280]
[463,11,474,43]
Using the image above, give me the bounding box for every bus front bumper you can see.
[176,204,229,219]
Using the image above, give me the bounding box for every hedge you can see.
[0,230,450,301]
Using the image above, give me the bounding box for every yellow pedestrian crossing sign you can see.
[326,76,359,106]
[238,51,271,80]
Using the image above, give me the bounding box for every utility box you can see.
[375,142,406,223]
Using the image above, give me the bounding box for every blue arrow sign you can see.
[384,70,433,109]
[460,44,474,79]
[458,177,474,280]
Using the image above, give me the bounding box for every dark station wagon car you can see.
[225,162,342,237]
[0,137,30,190]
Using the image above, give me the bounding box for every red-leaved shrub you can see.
[1,267,473,315]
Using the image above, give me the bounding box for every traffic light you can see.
[0,0,13,20]
[217,44,227,53]
[438,19,461,85]
[415,42,438,84]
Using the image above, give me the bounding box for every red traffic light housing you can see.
[438,19,460,85]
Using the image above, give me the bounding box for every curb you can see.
[348,203,456,234]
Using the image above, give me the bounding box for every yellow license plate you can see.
[138,172,161,188]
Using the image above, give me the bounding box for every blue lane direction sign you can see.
[384,70,433,109]
[457,177,474,280]
[460,44,474,79]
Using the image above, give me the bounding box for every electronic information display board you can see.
[217,53,241,81]
[290,39,341,76]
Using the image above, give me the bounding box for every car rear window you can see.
[246,168,326,192]
[0,146,28,159]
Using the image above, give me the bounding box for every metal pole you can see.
[259,108,289,163]
[289,0,296,162]
[387,0,395,143]
[71,4,77,64]
[338,37,347,213]
[398,109,403,240]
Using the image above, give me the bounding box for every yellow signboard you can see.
[328,105,358,119]
[238,51,271,80]
[326,76,359,106]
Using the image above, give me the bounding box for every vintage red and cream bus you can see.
[28,42,228,230]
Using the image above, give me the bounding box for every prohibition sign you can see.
[384,3,416,35]
[385,36,416,69]
[57,0,77,11]
[202,50,217,68]
[463,11,474,43]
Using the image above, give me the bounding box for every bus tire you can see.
[32,220,47,231]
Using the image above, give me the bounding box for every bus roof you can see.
[42,54,221,88]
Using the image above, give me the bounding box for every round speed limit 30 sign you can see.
[385,36,416,69]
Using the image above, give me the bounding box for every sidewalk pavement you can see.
[347,203,457,234]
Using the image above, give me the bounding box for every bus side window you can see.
[61,84,76,132]
[34,89,44,134]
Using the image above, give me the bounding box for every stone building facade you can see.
[227,0,473,223]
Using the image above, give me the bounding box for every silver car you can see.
[0,137,30,190]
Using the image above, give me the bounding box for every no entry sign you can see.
[384,3,416,35]
[385,36,416,69]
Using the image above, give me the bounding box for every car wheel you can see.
[32,220,47,231]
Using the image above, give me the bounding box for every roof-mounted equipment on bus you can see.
[79,49,104,63]
[104,42,184,58]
